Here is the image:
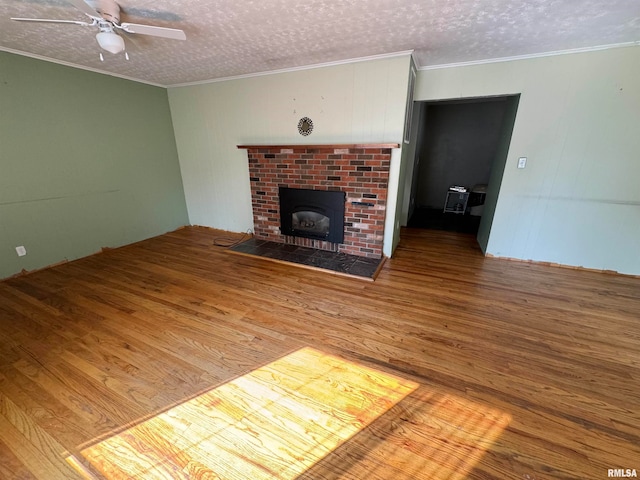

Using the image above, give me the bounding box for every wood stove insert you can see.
[279,187,345,244]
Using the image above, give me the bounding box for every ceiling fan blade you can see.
[11,17,92,26]
[67,0,103,19]
[119,23,186,40]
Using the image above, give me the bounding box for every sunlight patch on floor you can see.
[67,347,419,479]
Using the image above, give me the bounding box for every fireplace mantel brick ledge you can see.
[239,144,399,259]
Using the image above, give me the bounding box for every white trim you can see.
[6,41,637,88]
[410,50,419,68]
[0,47,165,87]
[169,50,415,88]
[403,63,416,144]
[418,41,640,71]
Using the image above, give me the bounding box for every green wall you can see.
[168,56,411,256]
[0,52,188,279]
[414,45,640,275]
[8,45,634,277]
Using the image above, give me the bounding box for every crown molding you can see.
[169,50,415,88]
[0,47,165,87]
[418,41,640,71]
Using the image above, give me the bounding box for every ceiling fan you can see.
[11,0,186,61]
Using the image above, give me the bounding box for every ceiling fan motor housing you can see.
[89,0,121,24]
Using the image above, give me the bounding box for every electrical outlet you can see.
[518,157,527,169]
[15,246,27,257]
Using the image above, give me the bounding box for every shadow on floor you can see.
[408,207,481,234]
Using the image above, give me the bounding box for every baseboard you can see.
[1,225,191,282]
[485,253,640,279]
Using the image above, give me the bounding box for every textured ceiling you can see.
[1,0,639,87]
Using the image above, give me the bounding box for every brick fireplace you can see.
[238,144,398,258]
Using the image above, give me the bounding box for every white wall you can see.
[168,56,411,256]
[414,45,640,275]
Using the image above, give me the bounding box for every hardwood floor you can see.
[0,226,638,479]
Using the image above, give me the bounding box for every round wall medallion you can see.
[297,117,314,136]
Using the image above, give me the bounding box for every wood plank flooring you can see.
[0,226,638,479]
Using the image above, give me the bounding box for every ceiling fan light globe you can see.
[96,32,125,54]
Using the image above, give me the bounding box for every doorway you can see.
[407,95,519,251]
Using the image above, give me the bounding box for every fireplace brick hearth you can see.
[239,144,397,258]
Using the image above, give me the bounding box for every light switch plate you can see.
[517,157,527,169]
